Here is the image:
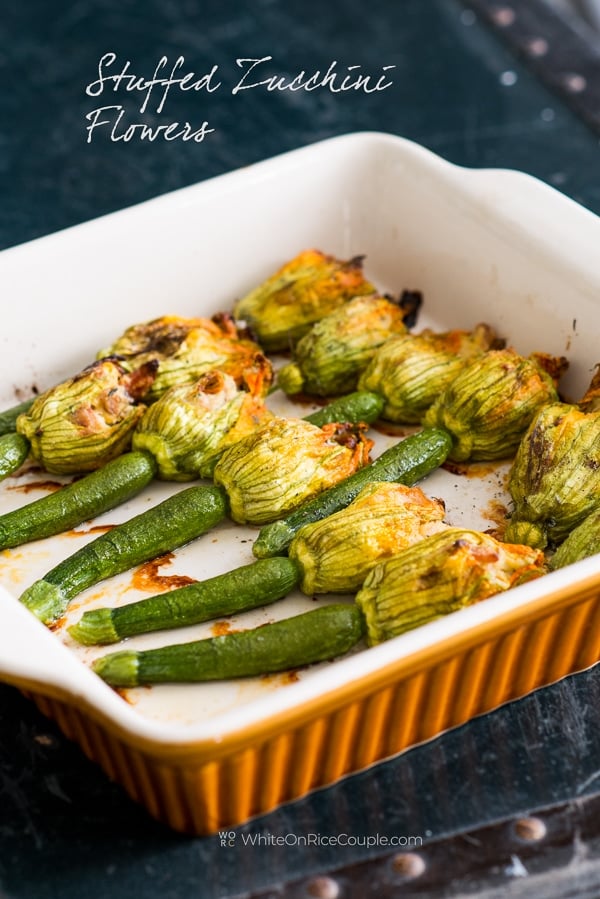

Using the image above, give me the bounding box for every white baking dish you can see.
[1,132,600,834]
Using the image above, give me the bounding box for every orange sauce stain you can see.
[0,549,24,562]
[210,620,234,637]
[115,687,139,704]
[482,499,510,540]
[286,392,320,407]
[131,553,197,593]
[8,479,64,494]
[64,524,116,537]
[371,421,409,439]
[47,616,67,633]
[443,460,505,479]
[260,669,300,685]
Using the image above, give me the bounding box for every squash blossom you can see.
[550,505,600,569]
[233,249,376,352]
[356,528,546,645]
[422,349,566,461]
[99,313,269,401]
[504,395,600,549]
[277,294,410,397]
[289,481,447,594]
[17,358,152,474]
[358,324,502,423]
[132,358,274,481]
[213,417,373,525]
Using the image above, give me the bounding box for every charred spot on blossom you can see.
[345,254,366,269]
[198,370,226,395]
[397,289,423,328]
[324,421,369,449]
[530,352,569,383]
[139,323,192,356]
[211,311,239,339]
[453,538,471,550]
[124,360,159,401]
[73,359,115,382]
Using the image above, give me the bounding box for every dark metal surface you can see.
[249,792,600,898]
[1,2,600,897]
[468,0,600,132]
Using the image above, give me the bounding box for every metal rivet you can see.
[526,37,549,57]
[490,7,516,27]
[391,852,426,878]
[306,876,340,899]
[563,73,587,93]
[514,816,547,842]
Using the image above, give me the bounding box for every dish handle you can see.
[0,585,85,697]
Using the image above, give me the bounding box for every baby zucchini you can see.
[0,451,158,551]
[92,602,365,686]
[303,390,384,427]
[0,398,35,437]
[19,484,229,624]
[252,427,452,558]
[69,557,301,644]
[0,433,30,482]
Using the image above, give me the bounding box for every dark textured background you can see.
[1,2,600,897]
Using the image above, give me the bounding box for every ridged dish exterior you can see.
[26,580,600,835]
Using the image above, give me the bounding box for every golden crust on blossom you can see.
[17,359,148,474]
[289,481,448,594]
[132,368,273,481]
[356,528,546,645]
[99,314,271,401]
[213,417,372,525]
[233,249,377,352]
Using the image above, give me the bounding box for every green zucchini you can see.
[0,451,158,551]
[252,427,453,558]
[0,398,35,437]
[0,433,30,481]
[19,484,229,624]
[92,602,365,685]
[303,390,384,427]
[69,557,301,644]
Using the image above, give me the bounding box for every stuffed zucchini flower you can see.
[233,249,376,352]
[277,293,413,397]
[213,417,373,524]
[288,481,447,594]
[358,324,502,423]
[550,506,600,569]
[422,349,566,461]
[99,313,269,401]
[16,358,153,474]
[132,355,273,481]
[356,528,546,644]
[504,386,600,549]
